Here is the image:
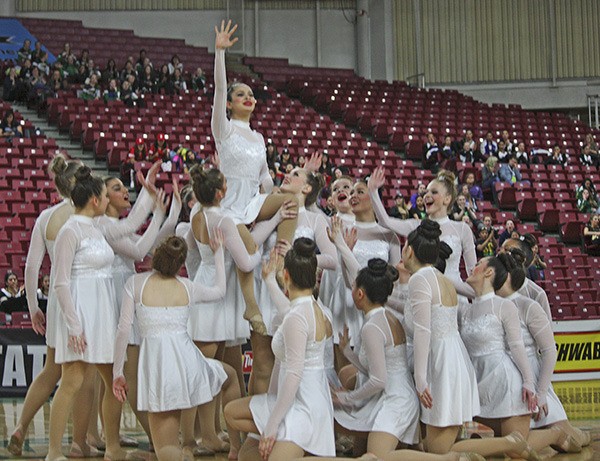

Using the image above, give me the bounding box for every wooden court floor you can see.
[0,398,598,460]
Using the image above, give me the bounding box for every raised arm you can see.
[98,190,153,242]
[153,183,183,246]
[219,216,262,272]
[313,213,337,270]
[24,215,47,324]
[408,272,432,394]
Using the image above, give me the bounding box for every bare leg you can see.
[8,347,61,456]
[238,437,262,461]
[86,372,103,449]
[70,365,97,455]
[367,432,400,459]
[224,345,247,397]
[552,420,591,447]
[46,361,88,461]
[451,419,532,458]
[123,345,152,441]
[224,397,259,434]
[95,364,127,460]
[334,343,350,372]
[221,363,243,458]
[528,425,582,453]
[248,332,274,395]
[423,425,461,454]
[303,452,467,461]
[148,410,183,461]
[268,440,304,461]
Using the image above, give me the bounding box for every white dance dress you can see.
[212,49,272,225]
[53,207,150,364]
[255,207,337,335]
[25,199,72,348]
[459,292,535,419]
[113,268,227,412]
[188,204,280,343]
[405,266,480,426]
[518,278,552,324]
[249,295,335,456]
[506,292,567,427]
[176,222,201,279]
[335,307,420,444]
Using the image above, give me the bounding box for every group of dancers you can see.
[8,20,591,461]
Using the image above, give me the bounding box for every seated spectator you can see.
[63,54,79,81]
[120,60,138,82]
[460,185,479,211]
[452,193,477,223]
[0,109,24,140]
[322,195,336,216]
[514,141,530,166]
[457,140,475,164]
[462,128,477,151]
[18,58,33,81]
[136,48,148,73]
[319,152,334,178]
[439,135,456,170]
[579,144,598,167]
[0,271,26,313]
[528,241,547,281]
[137,64,155,94]
[27,66,50,105]
[478,130,498,161]
[17,39,32,64]
[422,132,440,171]
[481,156,500,191]
[157,64,172,94]
[172,68,187,94]
[409,194,427,220]
[278,147,294,173]
[576,178,598,203]
[2,67,20,102]
[120,79,138,107]
[545,144,568,166]
[150,133,169,162]
[297,155,306,169]
[497,140,510,163]
[57,42,75,66]
[79,48,90,67]
[475,224,497,258]
[103,78,120,102]
[480,215,499,239]
[80,74,100,100]
[87,59,101,79]
[176,146,202,173]
[36,53,51,77]
[498,219,516,247]
[130,137,149,161]
[500,129,514,154]
[585,133,598,155]
[577,188,599,213]
[410,183,427,207]
[102,58,119,84]
[191,67,206,91]
[583,214,600,255]
[498,155,522,185]
[37,274,50,312]
[464,172,484,201]
[168,54,183,75]
[48,69,66,95]
[31,41,43,63]
[388,192,410,219]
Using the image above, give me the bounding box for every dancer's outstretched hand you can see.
[153,188,170,215]
[343,226,358,251]
[261,249,280,280]
[112,376,128,403]
[338,325,351,352]
[172,177,181,205]
[368,166,386,191]
[327,215,342,243]
[304,152,322,173]
[215,20,239,50]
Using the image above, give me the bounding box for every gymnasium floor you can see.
[0,399,598,460]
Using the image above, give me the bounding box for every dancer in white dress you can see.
[459,253,542,459]
[113,235,242,461]
[212,20,299,333]
[47,167,155,461]
[225,238,335,461]
[175,184,201,279]
[251,167,337,394]
[8,154,85,457]
[367,167,476,287]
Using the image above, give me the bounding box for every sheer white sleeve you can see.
[341,342,365,374]
[525,301,556,405]
[177,223,201,279]
[496,299,535,392]
[451,278,476,299]
[53,226,83,336]
[313,214,337,271]
[338,323,387,404]
[459,222,477,276]
[331,230,360,288]
[188,247,226,302]
[387,232,402,265]
[263,311,309,438]
[219,216,262,272]
[264,272,291,317]
[113,275,136,380]
[369,189,419,236]
[106,208,165,261]
[408,272,432,393]
[533,284,552,323]
[98,197,152,242]
[249,209,283,247]
[211,49,233,143]
[153,198,182,246]
[387,283,408,315]
[25,213,47,316]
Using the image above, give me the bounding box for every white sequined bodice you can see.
[137,305,188,338]
[440,233,462,281]
[112,253,134,275]
[404,303,459,340]
[353,239,390,267]
[71,222,114,279]
[219,130,265,183]
[460,310,506,357]
[359,341,407,373]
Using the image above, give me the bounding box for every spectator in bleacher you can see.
[278,147,295,172]
[62,54,79,81]
[120,137,147,187]
[120,60,138,82]
[322,194,336,217]
[498,155,522,185]
[579,143,598,167]
[464,171,483,201]
[48,69,66,96]
[577,188,599,213]
[35,53,50,77]
[86,59,101,79]
[388,192,410,219]
[479,130,498,161]
[410,182,427,207]
[481,214,499,239]
[120,79,138,107]
[585,133,598,154]
[452,193,477,223]
[576,178,598,203]
[497,219,516,247]
[168,54,184,75]
[157,63,172,95]
[545,144,568,166]
[439,135,457,171]
[0,271,26,313]
[102,58,119,84]
[422,132,440,171]
[103,78,120,102]
[528,241,547,281]
[515,141,530,166]
[583,214,600,255]
[80,73,100,100]
[2,67,19,102]
[266,142,279,173]
[73,63,89,84]
[36,274,50,312]
[17,39,32,64]
[130,136,149,161]
[408,193,427,220]
[500,129,513,154]
[57,42,75,66]
[136,48,148,73]
[152,133,170,162]
[139,64,156,94]
[17,58,33,81]
[460,185,479,212]
[319,152,334,178]
[462,128,477,151]
[78,48,90,67]
[481,155,500,191]
[191,67,206,91]
[172,68,187,94]
[458,140,475,164]
[475,224,497,258]
[497,140,510,163]
[1,109,23,141]
[30,41,44,64]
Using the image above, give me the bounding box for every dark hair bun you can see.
[386,264,399,284]
[189,164,206,182]
[293,237,316,258]
[74,165,92,182]
[164,236,186,256]
[417,219,442,241]
[497,252,517,272]
[506,247,526,268]
[438,241,453,262]
[367,258,388,276]
[521,233,537,249]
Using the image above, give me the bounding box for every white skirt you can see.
[528,352,567,428]
[113,267,140,346]
[45,270,58,349]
